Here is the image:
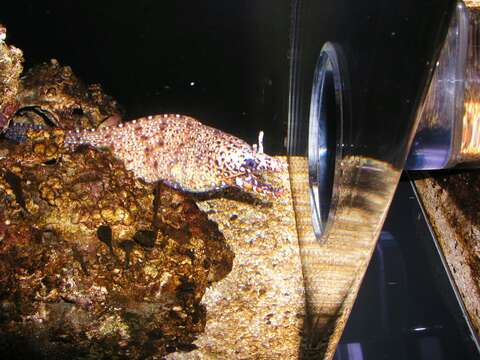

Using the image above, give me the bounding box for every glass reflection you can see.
[334,181,480,360]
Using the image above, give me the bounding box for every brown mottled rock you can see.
[0,29,234,358]
[0,120,233,360]
[0,25,23,129]
[0,25,120,134]
[15,59,122,130]
[414,170,480,337]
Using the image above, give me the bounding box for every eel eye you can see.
[243,158,257,168]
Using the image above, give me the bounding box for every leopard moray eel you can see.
[19,114,285,196]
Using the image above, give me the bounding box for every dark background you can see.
[1,0,290,153]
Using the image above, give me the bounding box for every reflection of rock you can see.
[288,156,400,360]
[0,26,233,359]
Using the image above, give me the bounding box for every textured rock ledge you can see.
[414,171,480,337]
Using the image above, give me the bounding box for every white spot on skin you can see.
[175,114,180,118]
[235,177,243,187]
[147,116,153,120]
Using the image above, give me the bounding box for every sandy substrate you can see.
[168,156,306,359]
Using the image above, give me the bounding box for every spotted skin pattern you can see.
[64,114,286,196]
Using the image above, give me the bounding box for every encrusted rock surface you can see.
[415,171,480,337]
[0,27,233,359]
[0,139,234,358]
[15,59,122,130]
[0,24,23,129]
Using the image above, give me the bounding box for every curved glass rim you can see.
[308,42,344,240]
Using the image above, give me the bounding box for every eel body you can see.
[63,114,285,195]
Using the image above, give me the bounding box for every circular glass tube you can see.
[405,2,468,170]
[308,42,343,239]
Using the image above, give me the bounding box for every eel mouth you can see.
[234,173,283,197]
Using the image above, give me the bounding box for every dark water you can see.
[335,180,480,360]
[1,0,290,153]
